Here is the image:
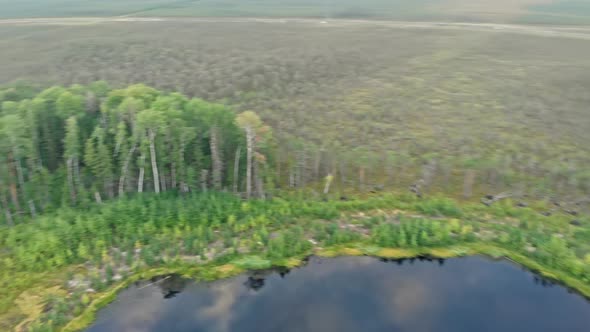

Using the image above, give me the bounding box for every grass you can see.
[3,188,589,331]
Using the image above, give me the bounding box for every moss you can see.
[427,248,462,258]
[375,248,417,259]
[337,247,364,256]
[231,256,272,270]
[214,264,244,276]
[317,246,363,257]
[14,286,67,332]
[272,257,305,268]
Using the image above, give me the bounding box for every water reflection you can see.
[152,258,576,299]
[378,256,446,266]
[87,256,590,332]
[157,275,188,299]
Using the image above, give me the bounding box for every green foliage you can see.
[0,75,588,330]
[371,218,454,248]
[0,83,270,224]
[416,198,463,217]
[0,191,589,331]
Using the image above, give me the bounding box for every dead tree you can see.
[481,192,515,206]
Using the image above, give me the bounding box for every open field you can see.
[1,1,590,24]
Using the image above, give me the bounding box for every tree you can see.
[462,158,481,199]
[56,91,84,119]
[323,173,334,194]
[0,114,28,214]
[236,111,262,198]
[63,117,81,204]
[233,146,242,193]
[137,109,165,194]
[84,128,114,201]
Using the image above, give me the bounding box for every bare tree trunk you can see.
[210,126,223,191]
[253,157,263,198]
[148,129,160,194]
[94,191,103,204]
[463,169,476,198]
[257,175,265,199]
[14,150,26,204]
[297,150,306,187]
[419,160,437,193]
[245,127,254,199]
[276,150,282,187]
[489,168,499,191]
[359,167,365,191]
[28,200,36,219]
[233,146,241,194]
[74,155,81,190]
[159,167,167,193]
[171,162,177,189]
[289,168,295,188]
[339,159,346,188]
[314,149,321,181]
[179,140,188,193]
[105,176,114,199]
[201,169,209,192]
[119,145,136,196]
[0,180,13,226]
[66,158,76,204]
[6,152,21,214]
[3,207,13,226]
[138,154,145,193]
[324,174,334,194]
[386,162,394,187]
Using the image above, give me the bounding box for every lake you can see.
[86,256,590,332]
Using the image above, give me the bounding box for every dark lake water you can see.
[86,256,590,332]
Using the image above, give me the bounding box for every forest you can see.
[1,82,590,332]
[1,5,590,331]
[1,22,590,214]
[2,79,589,225]
[0,83,278,222]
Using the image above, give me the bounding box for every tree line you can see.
[0,82,275,225]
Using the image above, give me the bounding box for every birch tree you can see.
[236,111,262,198]
[64,117,81,204]
[137,109,165,194]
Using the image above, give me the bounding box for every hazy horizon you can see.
[1,0,590,25]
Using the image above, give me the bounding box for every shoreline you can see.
[61,242,590,332]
